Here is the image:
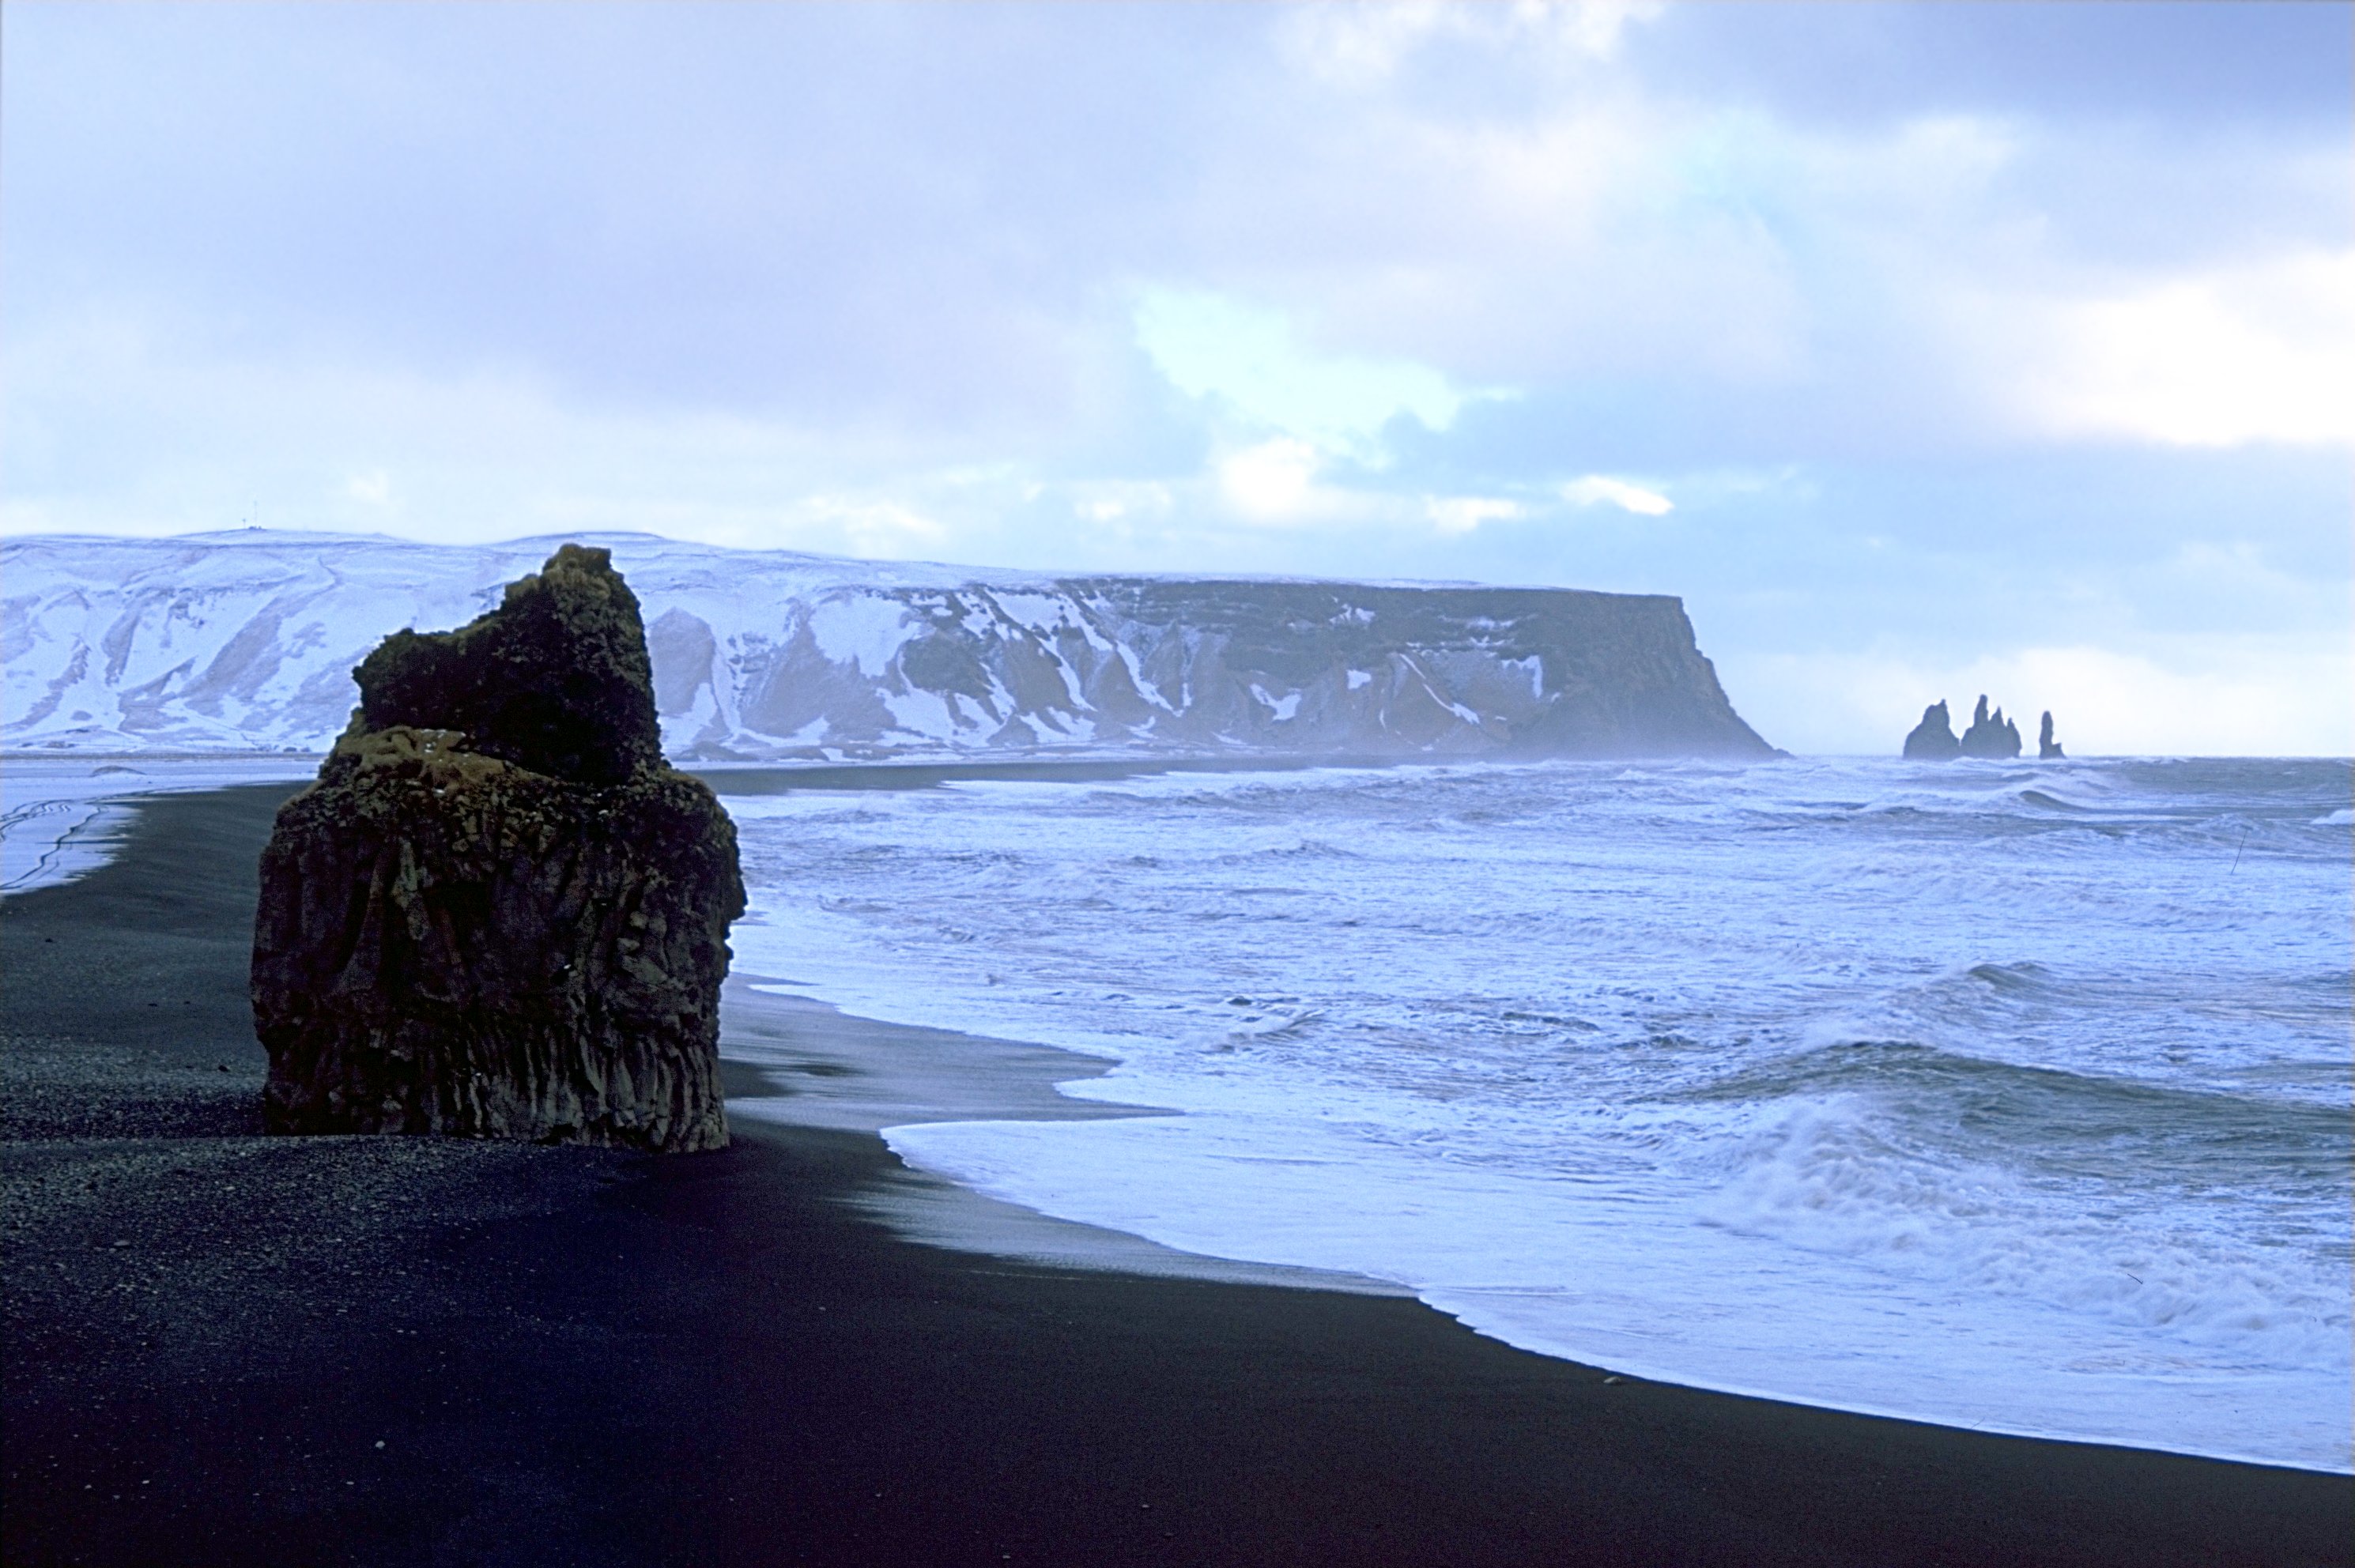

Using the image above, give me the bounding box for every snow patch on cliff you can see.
[3,531,1772,761]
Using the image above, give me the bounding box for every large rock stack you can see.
[1957,695,2022,759]
[252,545,742,1152]
[1902,700,1961,760]
[1904,695,2045,762]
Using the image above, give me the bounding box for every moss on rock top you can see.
[350,544,664,786]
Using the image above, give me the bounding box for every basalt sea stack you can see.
[252,545,743,1152]
[1958,695,2023,760]
[1902,700,1962,760]
[1904,695,2047,761]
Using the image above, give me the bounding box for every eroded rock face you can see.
[353,546,666,786]
[1903,700,1961,760]
[1958,695,2022,760]
[253,546,742,1152]
[1907,695,2055,761]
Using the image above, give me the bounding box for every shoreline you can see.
[2,782,2347,1566]
[710,756,2353,1476]
[723,979,2355,1475]
[721,978,1417,1298]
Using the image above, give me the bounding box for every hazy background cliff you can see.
[2,533,1771,761]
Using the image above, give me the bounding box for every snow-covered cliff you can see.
[2,531,1772,760]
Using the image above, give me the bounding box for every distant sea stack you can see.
[0,533,1776,760]
[1902,701,1962,760]
[251,545,744,1153]
[2039,711,2065,760]
[1904,695,2048,761]
[1958,695,2022,759]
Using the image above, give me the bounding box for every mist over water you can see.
[718,756,2354,1471]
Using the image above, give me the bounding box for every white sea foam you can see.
[718,756,2353,1470]
[2,754,319,895]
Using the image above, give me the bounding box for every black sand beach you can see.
[2,783,2346,1566]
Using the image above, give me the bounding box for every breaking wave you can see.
[720,754,2354,1469]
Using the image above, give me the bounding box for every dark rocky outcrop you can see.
[2038,711,2064,760]
[353,557,666,788]
[1958,695,2022,760]
[1902,700,1961,760]
[1906,695,2053,761]
[252,545,742,1152]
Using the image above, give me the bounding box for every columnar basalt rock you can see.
[2039,711,2065,760]
[1904,696,2058,761]
[252,545,743,1152]
[1903,700,1962,760]
[1958,695,2023,760]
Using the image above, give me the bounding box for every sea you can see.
[713,755,2354,1473]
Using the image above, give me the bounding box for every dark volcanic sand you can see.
[2,785,2346,1567]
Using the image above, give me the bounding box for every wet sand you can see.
[2,782,2346,1566]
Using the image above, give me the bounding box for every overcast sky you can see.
[4,2,2349,754]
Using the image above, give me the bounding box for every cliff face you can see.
[714,575,1772,759]
[252,546,742,1153]
[2,533,1774,761]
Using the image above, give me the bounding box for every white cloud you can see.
[798,496,949,558]
[1279,1,1662,88]
[1183,95,1815,391]
[1218,438,1327,522]
[1070,480,1175,525]
[1428,496,1523,534]
[0,308,1004,555]
[2017,249,2355,448]
[1561,475,1673,515]
[1134,288,1490,459]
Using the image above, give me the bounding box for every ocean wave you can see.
[715,752,2354,1468]
[1673,1035,2350,1186]
[1693,1087,2350,1368]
